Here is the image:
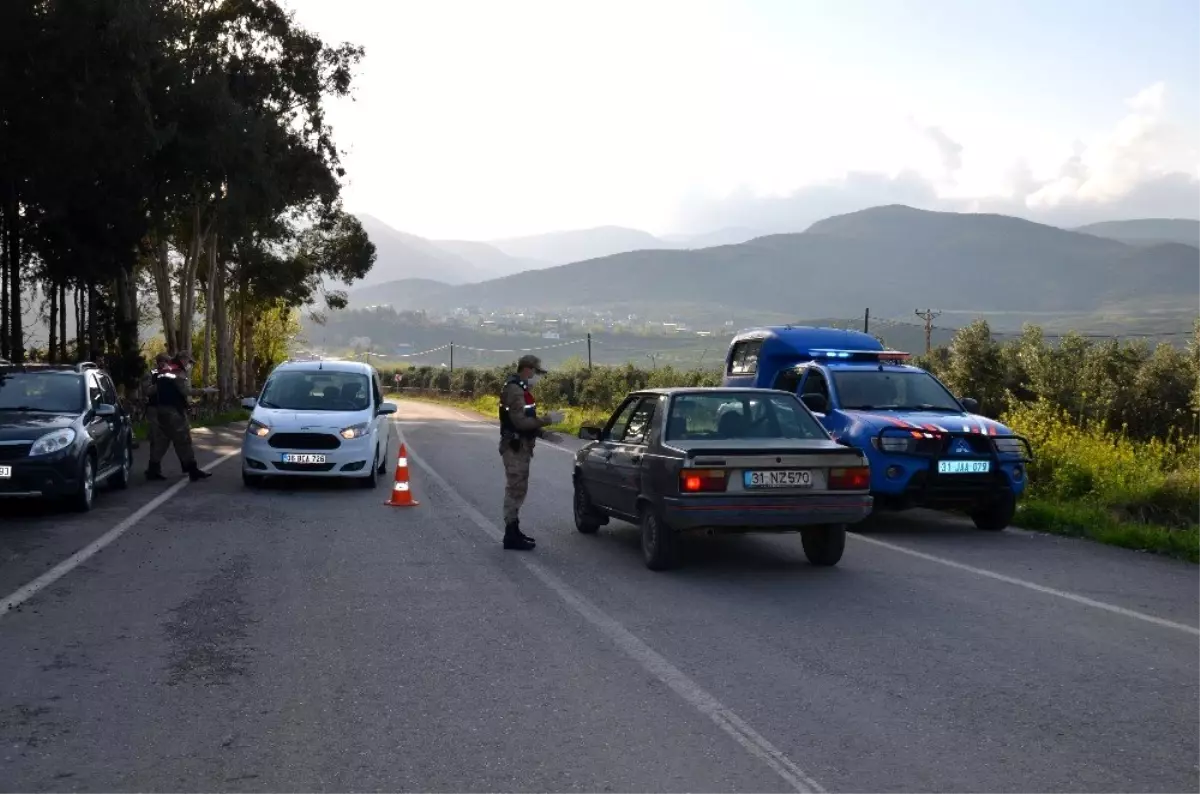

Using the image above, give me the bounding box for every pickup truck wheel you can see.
[641,507,681,571]
[573,478,601,534]
[971,491,1016,531]
[801,524,846,566]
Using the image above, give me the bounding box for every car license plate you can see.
[0,466,10,479]
[282,453,326,465]
[938,460,991,474]
[744,469,812,488]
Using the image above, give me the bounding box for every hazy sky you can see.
[287,0,1199,240]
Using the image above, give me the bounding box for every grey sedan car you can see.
[573,387,873,570]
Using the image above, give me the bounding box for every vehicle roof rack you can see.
[75,361,100,372]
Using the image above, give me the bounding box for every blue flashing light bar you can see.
[809,348,912,360]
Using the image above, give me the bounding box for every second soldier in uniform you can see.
[498,354,563,550]
[145,351,212,482]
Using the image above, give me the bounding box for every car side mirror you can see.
[960,397,979,413]
[377,401,398,416]
[240,397,257,410]
[94,403,117,417]
[578,426,601,441]
[801,393,828,414]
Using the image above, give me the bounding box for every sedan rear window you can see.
[257,371,372,411]
[666,392,828,441]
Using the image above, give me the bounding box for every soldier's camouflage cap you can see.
[517,354,547,375]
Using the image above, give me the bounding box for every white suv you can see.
[240,359,397,488]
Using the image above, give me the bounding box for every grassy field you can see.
[397,392,1199,563]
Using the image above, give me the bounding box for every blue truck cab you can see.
[721,326,1032,530]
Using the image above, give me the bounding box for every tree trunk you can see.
[114,262,141,393]
[152,234,177,351]
[75,286,86,361]
[177,203,212,357]
[236,269,248,396]
[58,283,67,361]
[86,278,98,360]
[213,259,233,403]
[1,205,8,361]
[4,182,22,363]
[201,234,217,387]
[48,279,58,363]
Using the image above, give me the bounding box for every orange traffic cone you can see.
[385,443,419,507]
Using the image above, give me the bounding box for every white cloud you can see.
[675,82,1199,234]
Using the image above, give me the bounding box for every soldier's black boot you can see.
[187,463,212,481]
[503,521,535,551]
[145,462,167,481]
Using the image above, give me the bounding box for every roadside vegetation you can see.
[385,319,1200,562]
[1,1,373,408]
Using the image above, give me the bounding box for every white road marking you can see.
[404,441,824,793]
[851,533,1200,637]
[0,449,240,621]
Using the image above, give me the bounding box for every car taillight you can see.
[828,466,870,490]
[680,469,727,493]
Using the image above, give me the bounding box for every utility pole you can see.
[915,308,941,355]
[449,341,454,374]
[863,308,870,334]
[586,332,592,370]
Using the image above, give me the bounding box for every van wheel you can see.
[801,524,846,566]
[641,506,681,571]
[971,492,1016,531]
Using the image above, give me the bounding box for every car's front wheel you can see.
[970,491,1016,531]
[72,454,96,513]
[641,506,681,571]
[801,524,846,566]
[242,470,265,488]
[359,445,380,489]
[110,437,133,490]
[573,477,602,534]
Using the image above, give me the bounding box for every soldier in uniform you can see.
[146,351,212,482]
[498,354,563,550]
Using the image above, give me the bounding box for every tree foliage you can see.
[0,0,375,401]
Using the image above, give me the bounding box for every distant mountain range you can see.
[344,206,1199,327]
[346,216,770,288]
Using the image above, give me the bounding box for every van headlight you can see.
[30,428,76,456]
[247,419,271,438]
[340,422,370,440]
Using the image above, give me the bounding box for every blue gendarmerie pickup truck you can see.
[721,325,1033,531]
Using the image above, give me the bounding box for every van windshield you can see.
[257,371,372,411]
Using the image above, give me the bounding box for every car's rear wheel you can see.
[573,477,601,534]
[801,524,846,566]
[970,491,1016,531]
[641,506,681,571]
[110,438,132,490]
[72,454,96,513]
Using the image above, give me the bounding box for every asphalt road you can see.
[0,400,1196,793]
